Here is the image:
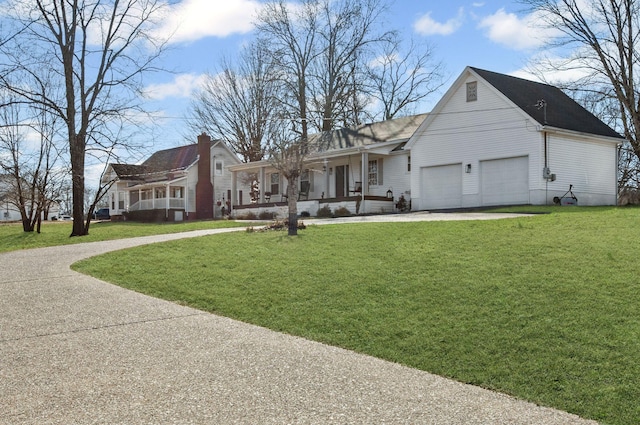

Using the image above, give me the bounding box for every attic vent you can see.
[466,81,478,102]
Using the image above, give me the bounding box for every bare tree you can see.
[0,97,64,232]
[0,0,167,236]
[310,0,391,131]
[367,36,445,120]
[189,41,282,163]
[255,0,319,144]
[523,0,640,189]
[267,124,321,236]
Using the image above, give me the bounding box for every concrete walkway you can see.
[0,213,597,424]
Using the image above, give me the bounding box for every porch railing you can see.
[129,198,185,211]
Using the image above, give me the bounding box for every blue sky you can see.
[140,0,557,150]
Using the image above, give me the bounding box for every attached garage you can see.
[420,163,462,209]
[480,156,529,206]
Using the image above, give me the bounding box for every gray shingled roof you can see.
[471,67,623,139]
[315,114,428,152]
[110,144,202,181]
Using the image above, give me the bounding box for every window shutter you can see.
[378,158,383,185]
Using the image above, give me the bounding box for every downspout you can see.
[616,143,622,206]
[544,129,548,205]
[361,150,368,214]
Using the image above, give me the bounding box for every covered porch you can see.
[228,149,399,218]
[111,175,193,221]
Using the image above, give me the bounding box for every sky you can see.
[141,0,557,148]
[78,0,565,183]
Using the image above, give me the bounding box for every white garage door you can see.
[481,156,529,206]
[421,164,462,209]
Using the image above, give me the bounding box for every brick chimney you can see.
[196,133,214,219]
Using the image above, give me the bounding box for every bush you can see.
[237,211,257,220]
[334,206,352,217]
[316,204,333,218]
[258,211,275,220]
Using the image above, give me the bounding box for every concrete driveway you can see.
[0,213,597,424]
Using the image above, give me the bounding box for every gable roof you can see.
[315,114,428,152]
[142,144,200,172]
[470,67,623,139]
[110,144,202,181]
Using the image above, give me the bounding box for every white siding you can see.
[410,71,540,210]
[211,144,237,203]
[380,153,411,199]
[538,134,618,205]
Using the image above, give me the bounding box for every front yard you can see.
[72,207,639,425]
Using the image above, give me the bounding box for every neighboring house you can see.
[0,175,22,221]
[0,174,61,221]
[228,66,623,217]
[104,134,244,221]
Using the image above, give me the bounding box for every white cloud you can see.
[414,8,464,36]
[512,53,596,85]
[155,0,262,44]
[143,73,206,100]
[478,8,559,50]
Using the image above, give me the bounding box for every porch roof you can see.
[228,114,427,172]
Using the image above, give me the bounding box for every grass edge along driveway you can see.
[73,207,640,425]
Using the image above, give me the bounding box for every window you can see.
[368,159,383,186]
[215,160,223,176]
[155,188,166,199]
[407,155,411,172]
[170,186,183,198]
[270,173,279,195]
[300,170,313,193]
[118,191,125,210]
[141,189,152,200]
[466,81,478,102]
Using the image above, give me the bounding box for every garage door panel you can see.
[421,164,462,209]
[481,156,529,206]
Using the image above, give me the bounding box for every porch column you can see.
[166,182,170,219]
[323,159,329,199]
[138,189,142,211]
[361,151,368,207]
[231,170,237,212]
[259,166,266,203]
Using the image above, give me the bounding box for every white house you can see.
[228,66,622,217]
[104,134,245,221]
[228,114,425,217]
[407,67,624,210]
[0,174,61,221]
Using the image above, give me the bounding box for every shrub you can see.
[316,204,333,218]
[334,206,352,217]
[237,211,257,220]
[258,211,275,220]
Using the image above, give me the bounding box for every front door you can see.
[335,165,349,197]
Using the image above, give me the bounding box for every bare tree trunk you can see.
[287,177,298,236]
[70,135,87,236]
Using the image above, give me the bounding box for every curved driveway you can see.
[1,213,597,424]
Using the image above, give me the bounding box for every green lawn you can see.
[72,207,639,425]
[0,219,248,253]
